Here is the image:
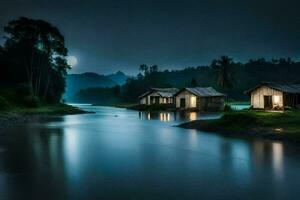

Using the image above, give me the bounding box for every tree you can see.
[139,64,149,76]
[211,56,235,90]
[150,65,158,74]
[3,17,70,102]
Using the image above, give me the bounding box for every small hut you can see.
[174,87,225,111]
[138,88,179,105]
[245,82,300,109]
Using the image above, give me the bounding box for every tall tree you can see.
[211,56,235,90]
[139,64,149,76]
[150,65,158,74]
[3,17,69,102]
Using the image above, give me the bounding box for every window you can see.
[273,95,280,105]
[190,96,197,107]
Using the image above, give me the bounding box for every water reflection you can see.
[138,111,218,122]
[160,113,171,121]
[64,128,80,168]
[0,106,299,199]
[189,112,197,121]
[272,143,284,179]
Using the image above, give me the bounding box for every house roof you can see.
[138,88,179,98]
[245,82,300,94]
[174,87,225,97]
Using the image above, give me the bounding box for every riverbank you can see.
[178,110,300,143]
[0,103,91,128]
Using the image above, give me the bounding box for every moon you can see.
[67,56,78,67]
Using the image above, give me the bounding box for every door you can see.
[264,95,273,109]
[180,98,186,108]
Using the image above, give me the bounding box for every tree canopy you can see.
[0,17,70,104]
[72,56,300,104]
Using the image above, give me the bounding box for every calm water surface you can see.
[0,105,300,200]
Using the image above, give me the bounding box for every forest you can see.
[0,17,70,111]
[1,18,300,108]
[73,57,300,105]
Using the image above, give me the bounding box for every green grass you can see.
[0,103,89,115]
[179,110,300,142]
[0,87,89,115]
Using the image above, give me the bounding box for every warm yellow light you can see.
[273,95,280,105]
[189,112,197,121]
[190,96,197,107]
[160,113,170,121]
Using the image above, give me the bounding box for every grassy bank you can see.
[178,110,300,142]
[0,86,90,116]
[1,89,91,128]
[0,103,91,128]
[1,103,89,115]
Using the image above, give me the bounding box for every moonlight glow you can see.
[67,56,78,67]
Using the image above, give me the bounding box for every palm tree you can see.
[150,65,158,74]
[139,64,148,76]
[211,56,235,90]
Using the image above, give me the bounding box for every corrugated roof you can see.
[175,87,225,97]
[245,82,300,94]
[138,88,179,98]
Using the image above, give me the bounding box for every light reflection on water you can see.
[272,143,284,179]
[139,111,218,122]
[0,106,299,199]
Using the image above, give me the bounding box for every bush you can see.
[0,96,10,111]
[23,95,40,108]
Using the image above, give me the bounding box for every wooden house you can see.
[174,87,225,111]
[245,82,300,109]
[138,88,179,105]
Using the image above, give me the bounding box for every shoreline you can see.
[0,104,92,129]
[177,111,300,143]
[177,120,298,143]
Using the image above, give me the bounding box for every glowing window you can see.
[163,98,167,104]
[190,96,197,107]
[273,95,280,105]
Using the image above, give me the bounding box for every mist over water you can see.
[0,105,300,199]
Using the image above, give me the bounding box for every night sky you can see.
[0,0,299,75]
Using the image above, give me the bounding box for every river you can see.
[0,105,300,199]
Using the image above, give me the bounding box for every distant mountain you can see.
[107,71,128,85]
[65,72,117,100]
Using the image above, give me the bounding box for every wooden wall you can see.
[175,90,197,108]
[198,97,225,111]
[175,90,224,110]
[139,92,174,105]
[251,86,283,109]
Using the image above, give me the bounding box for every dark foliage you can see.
[0,17,70,105]
[72,57,300,105]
